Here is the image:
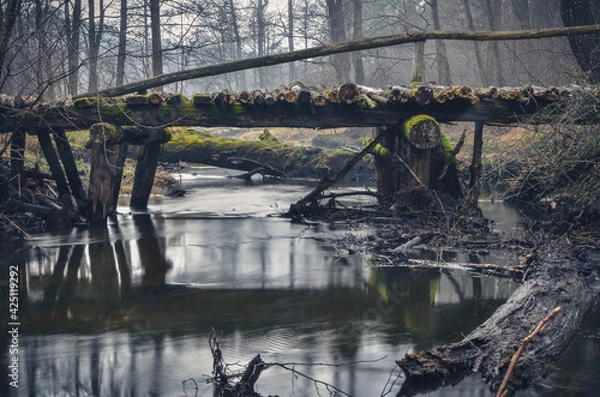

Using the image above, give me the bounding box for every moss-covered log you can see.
[158,129,365,179]
[0,85,598,133]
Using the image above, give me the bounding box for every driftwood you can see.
[395,244,600,396]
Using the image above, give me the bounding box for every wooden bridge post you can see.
[466,121,485,208]
[9,129,25,187]
[53,128,89,213]
[37,128,77,226]
[373,126,397,202]
[396,115,441,206]
[130,141,162,210]
[88,123,127,225]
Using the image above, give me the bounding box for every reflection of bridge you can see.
[14,212,517,396]
[3,83,596,226]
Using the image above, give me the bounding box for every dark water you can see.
[1,168,598,396]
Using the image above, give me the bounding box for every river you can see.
[1,167,598,396]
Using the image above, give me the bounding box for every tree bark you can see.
[326,0,351,82]
[287,0,295,82]
[396,244,600,395]
[150,0,163,91]
[462,0,488,86]
[431,0,451,85]
[37,128,76,226]
[116,0,127,87]
[88,123,127,225]
[411,41,425,85]
[73,24,600,99]
[351,0,365,84]
[9,129,25,187]
[130,141,162,209]
[65,0,82,96]
[466,121,484,208]
[560,0,600,83]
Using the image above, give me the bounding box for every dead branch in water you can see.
[495,306,561,397]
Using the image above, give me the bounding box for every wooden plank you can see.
[130,142,162,209]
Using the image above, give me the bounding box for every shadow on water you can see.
[0,183,597,396]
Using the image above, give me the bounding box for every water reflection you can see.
[2,212,521,397]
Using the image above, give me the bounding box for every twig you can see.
[495,306,561,397]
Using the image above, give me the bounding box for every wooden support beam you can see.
[9,129,25,187]
[88,123,127,225]
[466,121,485,208]
[53,128,88,212]
[397,115,441,191]
[373,126,397,202]
[37,128,75,227]
[130,141,162,209]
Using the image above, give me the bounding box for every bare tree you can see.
[87,0,106,93]
[116,0,127,86]
[150,0,163,91]
[560,0,600,83]
[429,0,451,85]
[287,0,295,82]
[65,0,82,95]
[351,0,364,83]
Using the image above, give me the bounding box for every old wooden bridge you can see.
[2,82,595,226]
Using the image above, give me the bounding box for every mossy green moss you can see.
[363,137,391,157]
[73,97,96,109]
[125,95,149,106]
[403,114,439,135]
[440,131,454,158]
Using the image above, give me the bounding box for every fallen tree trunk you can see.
[159,129,371,180]
[396,243,600,396]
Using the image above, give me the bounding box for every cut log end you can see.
[403,114,441,149]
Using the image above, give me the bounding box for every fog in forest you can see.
[0,0,595,101]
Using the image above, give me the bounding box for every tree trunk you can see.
[65,0,82,96]
[411,41,425,85]
[483,0,506,85]
[87,0,105,93]
[560,0,600,83]
[352,0,365,84]
[288,0,295,82]
[463,0,487,85]
[116,0,127,87]
[326,0,350,82]
[229,0,247,89]
[0,0,20,88]
[256,0,267,87]
[150,0,163,91]
[431,0,452,85]
[397,244,600,395]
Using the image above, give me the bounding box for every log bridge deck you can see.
[2,83,597,225]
